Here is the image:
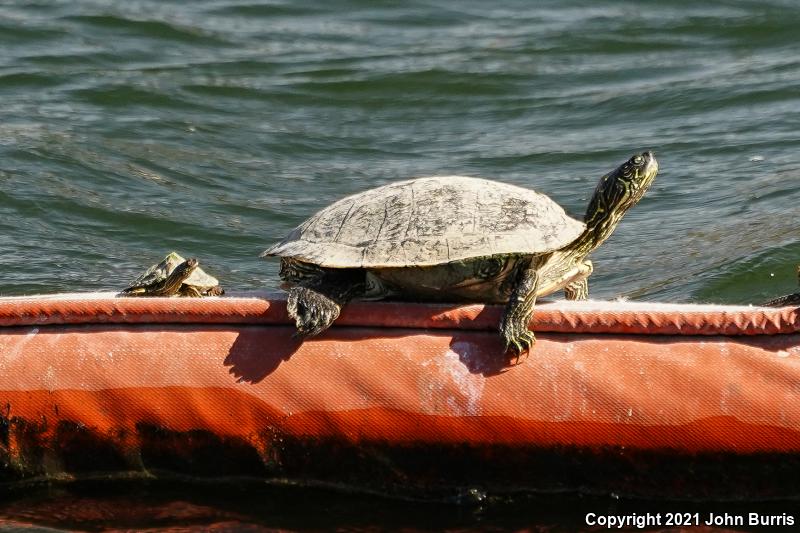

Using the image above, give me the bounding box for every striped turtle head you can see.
[584,151,658,232]
[162,257,199,293]
[565,151,659,256]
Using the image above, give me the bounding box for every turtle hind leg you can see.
[286,268,366,338]
[500,259,539,356]
[564,260,593,301]
[564,279,587,300]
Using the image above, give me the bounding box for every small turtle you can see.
[263,152,658,353]
[120,252,224,297]
[762,264,800,307]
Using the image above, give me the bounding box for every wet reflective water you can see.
[1,1,798,303]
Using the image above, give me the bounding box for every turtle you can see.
[262,151,659,353]
[119,252,224,297]
[762,264,800,307]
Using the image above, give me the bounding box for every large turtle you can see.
[762,264,800,307]
[120,252,224,297]
[263,152,658,353]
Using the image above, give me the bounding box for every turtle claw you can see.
[503,328,536,358]
[500,309,536,358]
[287,286,341,338]
[205,286,225,297]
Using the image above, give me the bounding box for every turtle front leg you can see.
[500,261,539,355]
[564,259,593,300]
[287,286,344,337]
[286,268,366,338]
[180,286,203,298]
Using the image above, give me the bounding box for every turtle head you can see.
[164,258,199,293]
[617,151,658,207]
[174,258,199,277]
[589,151,658,216]
[579,151,658,252]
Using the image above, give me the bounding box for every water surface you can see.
[1,1,799,303]
[1,1,800,530]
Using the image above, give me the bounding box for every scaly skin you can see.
[499,151,659,354]
[499,258,539,354]
[121,253,223,298]
[283,264,366,338]
[122,258,199,297]
[280,152,659,354]
[178,284,225,297]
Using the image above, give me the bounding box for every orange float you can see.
[0,292,798,500]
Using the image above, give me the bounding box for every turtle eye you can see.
[632,155,644,165]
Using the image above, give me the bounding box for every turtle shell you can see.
[184,263,220,290]
[125,252,183,291]
[125,252,219,292]
[263,176,586,268]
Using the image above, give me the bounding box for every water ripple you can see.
[0,0,797,302]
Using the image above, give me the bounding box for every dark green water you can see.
[1,1,800,530]
[2,0,799,303]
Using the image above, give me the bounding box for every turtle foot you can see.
[179,286,203,298]
[205,286,225,297]
[501,323,536,357]
[499,261,538,357]
[287,286,341,338]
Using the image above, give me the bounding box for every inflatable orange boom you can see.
[0,292,798,500]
